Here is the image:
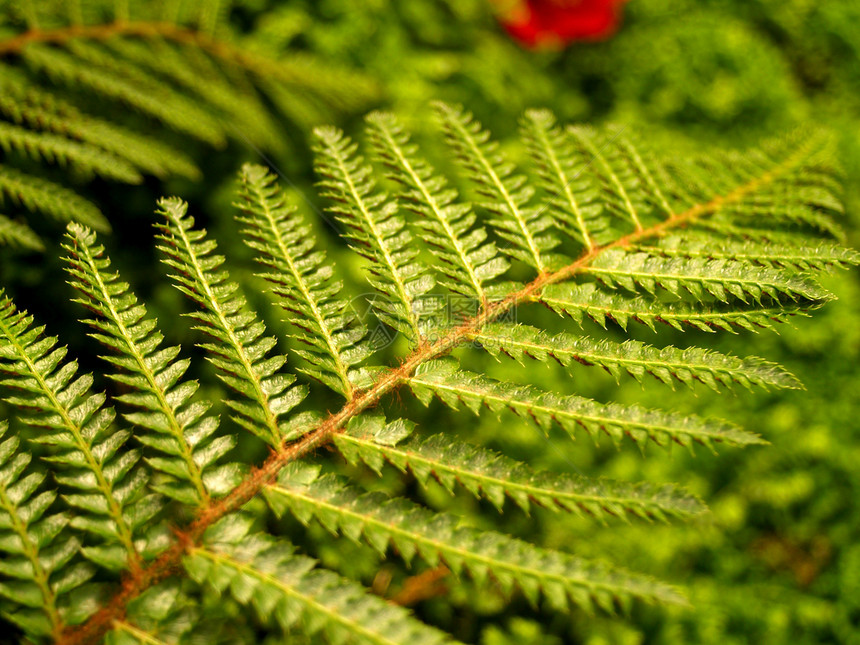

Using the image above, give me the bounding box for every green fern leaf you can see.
[0,294,156,573]
[0,214,43,251]
[334,415,705,521]
[0,166,109,232]
[366,111,508,308]
[0,121,142,183]
[99,38,283,153]
[0,7,379,248]
[409,358,764,449]
[265,465,687,613]
[250,54,379,129]
[670,131,842,237]
[313,125,435,345]
[0,422,93,638]
[0,73,199,179]
[698,215,843,244]
[639,235,860,271]
[155,197,305,447]
[185,517,455,645]
[434,101,560,273]
[538,282,821,333]
[23,44,226,145]
[235,163,371,399]
[63,223,239,507]
[471,322,802,390]
[587,249,832,303]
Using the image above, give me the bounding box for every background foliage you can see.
[1,0,858,643]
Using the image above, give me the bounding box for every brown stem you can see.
[59,127,811,645]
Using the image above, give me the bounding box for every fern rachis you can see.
[0,104,856,644]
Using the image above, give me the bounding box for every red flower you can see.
[500,0,628,48]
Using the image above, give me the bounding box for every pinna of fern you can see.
[0,0,377,250]
[0,104,856,644]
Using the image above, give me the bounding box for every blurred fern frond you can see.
[0,0,378,250]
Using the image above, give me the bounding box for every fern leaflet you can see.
[409,358,764,449]
[334,415,705,520]
[63,224,238,507]
[185,517,454,645]
[154,198,305,448]
[471,322,801,390]
[265,465,685,613]
[313,126,435,346]
[0,295,156,574]
[235,164,371,399]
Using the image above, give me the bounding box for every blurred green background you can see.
[1,1,859,643]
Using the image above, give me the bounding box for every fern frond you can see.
[155,198,305,447]
[698,215,842,244]
[334,415,705,521]
[409,358,763,449]
[265,465,686,612]
[235,164,370,399]
[313,126,434,345]
[0,294,154,573]
[716,204,842,240]
[99,37,283,152]
[0,166,109,231]
[0,121,142,184]
[0,76,199,179]
[63,223,238,507]
[366,112,509,308]
[0,9,379,248]
[639,235,860,271]
[539,282,819,333]
[0,422,93,638]
[587,249,832,303]
[520,109,603,249]
[185,518,454,645]
[434,101,560,273]
[0,214,43,250]
[0,108,851,644]
[472,323,801,390]
[22,44,226,145]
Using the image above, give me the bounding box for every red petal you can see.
[501,0,626,47]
